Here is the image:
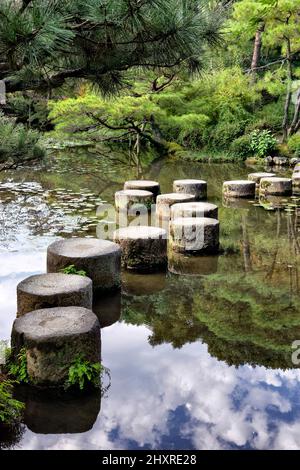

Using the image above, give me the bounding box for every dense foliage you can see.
[1,0,300,164]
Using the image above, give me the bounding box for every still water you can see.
[1,151,300,450]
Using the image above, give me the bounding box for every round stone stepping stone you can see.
[168,252,218,276]
[115,190,154,213]
[17,273,93,317]
[171,202,218,220]
[11,307,101,387]
[173,179,207,200]
[156,193,195,220]
[170,217,219,254]
[248,172,276,185]
[47,238,121,292]
[124,180,160,198]
[223,180,256,198]
[293,164,300,175]
[293,174,300,190]
[113,226,167,272]
[260,177,292,195]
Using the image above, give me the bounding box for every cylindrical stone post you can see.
[293,164,300,175]
[259,177,292,195]
[115,189,154,213]
[248,172,276,186]
[173,179,207,200]
[171,202,218,220]
[124,180,160,198]
[223,181,256,198]
[292,174,300,192]
[17,273,93,317]
[11,306,101,387]
[113,226,167,272]
[47,238,121,292]
[156,193,195,228]
[169,217,219,254]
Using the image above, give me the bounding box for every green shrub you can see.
[230,135,253,159]
[288,134,300,157]
[0,378,24,424]
[246,101,283,134]
[60,265,87,276]
[250,130,277,158]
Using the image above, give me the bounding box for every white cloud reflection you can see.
[2,248,300,451]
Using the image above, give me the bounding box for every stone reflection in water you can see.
[259,194,290,210]
[122,271,167,297]
[168,252,219,276]
[15,387,101,435]
[222,197,253,210]
[93,291,122,328]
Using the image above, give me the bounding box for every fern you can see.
[0,378,24,424]
[65,355,108,391]
[7,348,29,384]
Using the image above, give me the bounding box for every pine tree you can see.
[0,0,223,95]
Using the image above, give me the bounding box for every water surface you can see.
[1,152,300,450]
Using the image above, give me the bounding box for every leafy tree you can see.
[227,0,300,139]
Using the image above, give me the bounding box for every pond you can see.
[0,150,300,450]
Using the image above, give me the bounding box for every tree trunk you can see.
[288,88,300,137]
[282,38,292,142]
[250,23,265,76]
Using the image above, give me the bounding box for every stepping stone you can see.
[171,202,218,220]
[11,307,101,387]
[113,226,167,272]
[47,238,121,292]
[156,193,195,221]
[273,157,288,166]
[260,177,292,195]
[170,217,219,254]
[17,273,93,317]
[124,180,160,198]
[115,189,154,213]
[173,179,207,200]
[293,164,300,175]
[248,172,276,185]
[223,180,256,198]
[292,174,300,191]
